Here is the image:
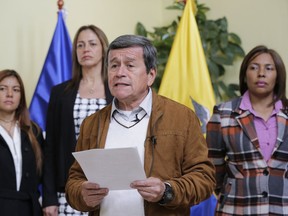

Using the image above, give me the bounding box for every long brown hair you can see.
[239,45,288,110]
[0,69,43,173]
[67,25,109,90]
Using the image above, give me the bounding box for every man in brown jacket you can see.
[65,34,215,216]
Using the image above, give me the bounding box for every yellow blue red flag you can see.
[158,0,215,134]
[158,0,217,215]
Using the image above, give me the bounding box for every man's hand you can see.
[130,177,165,202]
[81,181,109,207]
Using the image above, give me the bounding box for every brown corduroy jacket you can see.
[65,90,216,216]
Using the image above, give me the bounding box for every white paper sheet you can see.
[72,147,146,190]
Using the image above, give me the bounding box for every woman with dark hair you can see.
[0,69,44,216]
[42,25,113,215]
[207,45,288,215]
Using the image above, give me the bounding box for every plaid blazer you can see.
[207,97,288,215]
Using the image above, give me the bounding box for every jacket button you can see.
[263,169,269,176]
[25,172,30,178]
[262,191,268,197]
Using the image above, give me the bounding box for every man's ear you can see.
[148,68,157,86]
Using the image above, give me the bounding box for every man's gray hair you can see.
[106,35,157,73]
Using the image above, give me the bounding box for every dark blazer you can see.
[0,124,44,216]
[42,79,113,207]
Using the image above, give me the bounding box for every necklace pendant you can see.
[89,89,95,94]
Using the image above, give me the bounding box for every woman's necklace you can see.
[88,87,95,94]
[0,118,16,137]
[80,79,97,95]
[0,118,14,123]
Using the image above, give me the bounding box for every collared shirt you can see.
[0,122,22,190]
[110,88,152,121]
[239,91,282,161]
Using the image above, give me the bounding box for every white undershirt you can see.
[100,116,149,216]
[100,90,152,216]
[0,123,22,190]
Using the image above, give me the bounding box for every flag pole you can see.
[29,0,72,131]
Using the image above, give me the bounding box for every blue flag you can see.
[29,10,72,131]
[190,194,217,216]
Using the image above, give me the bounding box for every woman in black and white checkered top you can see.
[42,25,113,216]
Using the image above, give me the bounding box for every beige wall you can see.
[0,0,287,104]
[0,0,180,104]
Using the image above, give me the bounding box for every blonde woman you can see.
[42,25,113,216]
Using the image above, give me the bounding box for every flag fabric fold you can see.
[158,0,217,215]
[29,10,72,131]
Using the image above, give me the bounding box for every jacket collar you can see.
[232,97,288,151]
